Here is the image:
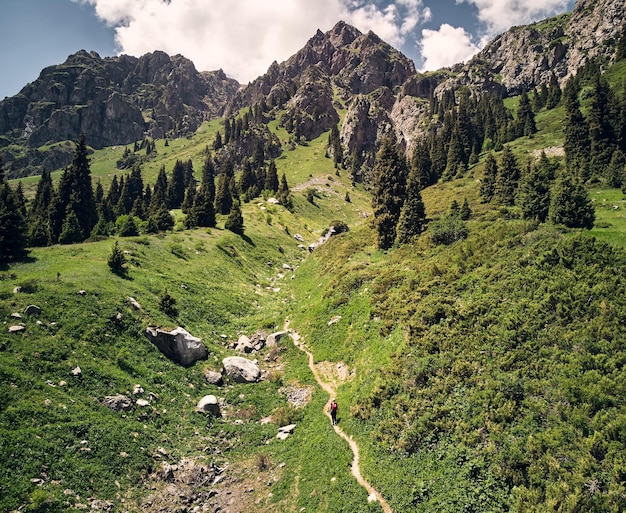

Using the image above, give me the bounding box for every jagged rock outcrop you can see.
[0,50,239,178]
[436,0,624,96]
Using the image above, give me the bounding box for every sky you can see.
[0,0,577,100]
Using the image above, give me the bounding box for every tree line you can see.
[0,132,294,262]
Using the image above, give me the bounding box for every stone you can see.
[71,366,82,376]
[136,399,150,407]
[196,395,221,416]
[8,325,25,333]
[222,356,261,383]
[277,424,296,440]
[24,305,42,316]
[266,330,289,348]
[144,326,208,367]
[204,369,223,386]
[103,394,133,412]
[127,297,142,310]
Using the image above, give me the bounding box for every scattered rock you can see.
[8,325,25,333]
[10,312,22,318]
[235,332,266,353]
[294,233,305,242]
[279,386,312,407]
[144,326,208,367]
[71,366,82,376]
[126,297,142,310]
[13,286,22,294]
[266,330,289,348]
[77,290,86,296]
[24,305,42,316]
[204,369,223,386]
[197,395,221,416]
[102,394,133,412]
[136,399,150,407]
[277,424,296,440]
[132,384,144,395]
[328,315,342,326]
[222,356,261,383]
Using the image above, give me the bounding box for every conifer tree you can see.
[563,79,591,180]
[58,209,84,245]
[67,133,98,238]
[588,74,618,179]
[28,169,54,246]
[480,152,498,203]
[225,200,245,234]
[548,176,595,229]
[107,241,127,276]
[371,134,408,249]
[494,146,520,206]
[167,160,187,209]
[192,155,217,227]
[411,138,435,189]
[107,174,121,207]
[150,165,169,214]
[396,165,426,245]
[277,172,293,210]
[213,130,223,150]
[264,160,279,192]
[0,183,29,261]
[181,179,196,213]
[519,158,551,222]
[460,197,472,220]
[214,173,233,215]
[515,91,537,137]
[117,165,144,217]
[546,73,562,109]
[239,158,257,198]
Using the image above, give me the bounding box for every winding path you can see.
[287,323,393,513]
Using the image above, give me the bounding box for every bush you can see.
[428,215,469,245]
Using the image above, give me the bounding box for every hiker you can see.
[330,399,338,425]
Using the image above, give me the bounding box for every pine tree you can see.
[411,138,435,189]
[515,91,537,137]
[214,173,232,215]
[225,200,245,234]
[460,197,472,220]
[58,209,84,244]
[588,74,618,179]
[117,165,144,216]
[548,176,595,229]
[150,165,169,215]
[563,79,591,180]
[0,183,29,261]
[190,154,217,227]
[519,159,551,222]
[28,169,54,246]
[480,152,498,203]
[277,172,293,210]
[167,160,187,209]
[546,73,562,109]
[494,146,520,206]
[181,179,197,213]
[395,165,426,245]
[371,134,408,249]
[107,241,127,276]
[239,158,257,198]
[67,133,98,239]
[264,160,279,192]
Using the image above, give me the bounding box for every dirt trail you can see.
[287,324,393,513]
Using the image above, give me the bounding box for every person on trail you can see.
[330,399,338,425]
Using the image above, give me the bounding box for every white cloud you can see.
[74,0,431,84]
[419,24,480,71]
[457,0,572,36]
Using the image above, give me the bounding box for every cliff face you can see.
[0,50,239,177]
[439,0,624,95]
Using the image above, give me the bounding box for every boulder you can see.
[266,330,289,348]
[144,326,208,367]
[222,356,261,383]
[196,395,221,416]
[9,325,25,333]
[277,424,297,440]
[24,305,42,316]
[126,297,142,310]
[103,394,133,412]
[204,369,223,386]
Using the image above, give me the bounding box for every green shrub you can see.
[428,215,469,245]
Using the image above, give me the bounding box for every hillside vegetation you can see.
[2,16,626,513]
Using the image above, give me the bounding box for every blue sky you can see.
[0,0,576,100]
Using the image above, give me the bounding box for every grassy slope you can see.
[4,61,626,513]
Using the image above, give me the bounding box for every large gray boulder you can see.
[222,356,261,383]
[145,326,208,367]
